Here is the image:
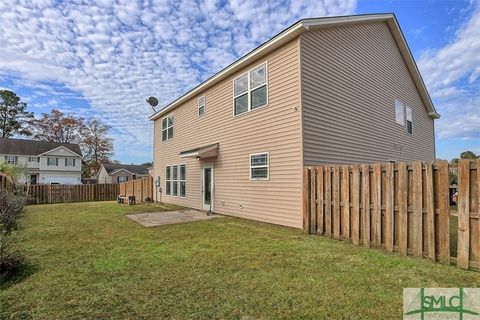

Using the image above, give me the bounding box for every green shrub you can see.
[0,190,26,281]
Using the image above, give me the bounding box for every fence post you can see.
[412,161,423,257]
[325,166,332,238]
[361,164,370,247]
[333,166,340,240]
[342,165,350,241]
[372,163,382,247]
[310,166,317,234]
[317,166,324,234]
[385,162,394,252]
[437,160,451,263]
[351,165,360,245]
[302,167,310,233]
[457,160,470,269]
[425,162,436,260]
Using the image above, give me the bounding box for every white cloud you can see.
[418,2,480,141]
[0,0,356,162]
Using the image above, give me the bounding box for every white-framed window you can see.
[395,100,404,126]
[118,176,128,183]
[65,158,75,167]
[165,166,171,195]
[47,157,58,166]
[198,96,205,116]
[172,165,178,196]
[406,106,413,134]
[161,114,174,141]
[179,164,186,197]
[233,62,268,116]
[5,155,17,165]
[250,152,269,180]
[28,157,39,162]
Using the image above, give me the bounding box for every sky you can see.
[0,0,478,164]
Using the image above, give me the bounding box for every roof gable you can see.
[0,138,82,156]
[40,146,82,157]
[149,13,438,121]
[101,163,149,175]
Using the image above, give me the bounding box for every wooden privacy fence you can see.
[24,183,119,204]
[303,160,479,271]
[119,177,153,203]
[0,174,15,192]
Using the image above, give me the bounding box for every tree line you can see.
[0,89,113,177]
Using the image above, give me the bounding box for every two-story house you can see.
[0,138,82,184]
[149,14,439,229]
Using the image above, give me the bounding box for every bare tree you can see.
[32,109,85,144]
[81,119,114,176]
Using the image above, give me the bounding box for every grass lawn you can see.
[1,202,479,319]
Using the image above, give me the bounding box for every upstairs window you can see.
[65,158,75,167]
[28,157,39,162]
[395,100,404,126]
[406,107,413,134]
[250,152,269,180]
[162,115,174,141]
[5,155,17,165]
[198,96,205,116]
[165,166,171,195]
[234,62,268,116]
[47,157,58,166]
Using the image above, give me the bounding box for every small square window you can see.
[250,153,269,180]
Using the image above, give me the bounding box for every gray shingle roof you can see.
[0,138,82,156]
[103,163,149,175]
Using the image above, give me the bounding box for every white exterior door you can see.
[202,165,214,211]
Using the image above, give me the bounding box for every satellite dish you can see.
[146,96,159,113]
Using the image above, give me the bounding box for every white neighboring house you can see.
[0,138,82,185]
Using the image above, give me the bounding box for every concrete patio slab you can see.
[126,209,222,227]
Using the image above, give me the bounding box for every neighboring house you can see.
[149,14,439,229]
[97,163,150,184]
[0,138,82,185]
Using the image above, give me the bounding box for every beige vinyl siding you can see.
[301,22,435,165]
[153,38,303,228]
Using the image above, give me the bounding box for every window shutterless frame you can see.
[406,106,413,134]
[232,62,268,117]
[198,96,205,117]
[179,164,186,198]
[161,114,174,142]
[395,100,404,126]
[249,152,269,180]
[172,165,178,197]
[165,166,171,195]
